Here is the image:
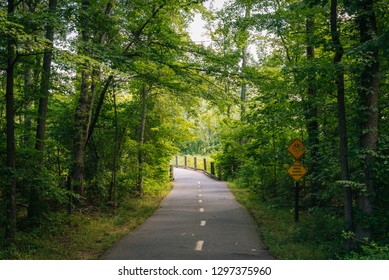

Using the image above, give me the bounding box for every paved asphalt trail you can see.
[101,168,273,260]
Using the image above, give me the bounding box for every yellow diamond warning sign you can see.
[287,138,306,160]
[287,161,308,182]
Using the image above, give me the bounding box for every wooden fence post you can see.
[184,156,187,169]
[175,155,178,167]
[169,165,174,181]
[203,158,207,171]
[211,162,215,175]
[218,164,222,180]
[194,157,197,170]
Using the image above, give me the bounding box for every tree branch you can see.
[123,4,165,54]
[84,75,114,148]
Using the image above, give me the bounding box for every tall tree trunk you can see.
[85,0,114,144]
[110,83,118,207]
[70,67,97,197]
[23,67,33,144]
[240,4,251,120]
[21,0,38,145]
[83,1,114,149]
[70,69,90,197]
[355,0,379,241]
[330,0,354,241]
[5,0,17,244]
[85,69,98,146]
[29,0,57,220]
[240,51,247,119]
[69,0,113,202]
[69,0,91,199]
[35,1,56,151]
[137,85,149,196]
[305,1,320,199]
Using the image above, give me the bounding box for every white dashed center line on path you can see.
[195,240,204,251]
[199,199,202,203]
[200,220,206,226]
[199,208,204,212]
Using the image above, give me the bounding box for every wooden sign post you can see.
[287,139,307,222]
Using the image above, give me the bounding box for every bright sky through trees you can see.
[189,0,227,42]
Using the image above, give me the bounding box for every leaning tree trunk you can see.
[137,85,149,196]
[85,75,113,147]
[355,0,379,241]
[69,0,113,204]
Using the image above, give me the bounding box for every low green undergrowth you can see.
[228,182,347,260]
[0,183,172,260]
[344,241,389,259]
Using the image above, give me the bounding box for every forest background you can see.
[0,0,388,259]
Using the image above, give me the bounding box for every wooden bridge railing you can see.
[170,155,222,181]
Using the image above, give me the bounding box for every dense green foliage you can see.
[200,0,389,258]
[0,0,217,255]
